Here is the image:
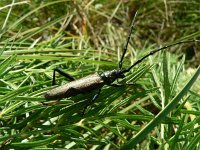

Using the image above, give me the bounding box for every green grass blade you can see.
[120,66,200,149]
[6,0,69,33]
[163,52,171,103]
[183,132,200,150]
[0,55,16,77]
[171,56,185,94]
[0,86,31,105]
[11,135,59,148]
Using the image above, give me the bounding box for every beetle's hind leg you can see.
[81,89,101,116]
[53,67,75,85]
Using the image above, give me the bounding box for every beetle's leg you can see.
[82,89,101,116]
[53,67,75,85]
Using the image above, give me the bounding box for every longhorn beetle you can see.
[44,12,200,115]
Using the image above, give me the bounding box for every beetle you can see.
[44,12,200,114]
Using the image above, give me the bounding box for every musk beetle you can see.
[44,12,200,115]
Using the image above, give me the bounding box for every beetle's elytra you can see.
[44,69,125,100]
[45,73,104,100]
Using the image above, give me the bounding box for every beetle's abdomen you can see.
[44,73,104,100]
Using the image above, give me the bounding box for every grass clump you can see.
[0,1,200,149]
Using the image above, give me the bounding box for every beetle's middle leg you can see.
[81,89,101,116]
[53,67,75,85]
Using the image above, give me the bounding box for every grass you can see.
[0,0,200,149]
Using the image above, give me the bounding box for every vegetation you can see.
[0,0,200,149]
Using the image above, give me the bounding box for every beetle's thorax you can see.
[99,69,125,84]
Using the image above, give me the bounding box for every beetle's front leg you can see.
[53,67,75,85]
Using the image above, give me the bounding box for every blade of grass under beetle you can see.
[120,66,200,150]
[65,94,153,149]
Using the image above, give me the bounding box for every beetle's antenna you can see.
[122,39,200,73]
[119,11,138,70]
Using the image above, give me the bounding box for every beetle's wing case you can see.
[45,73,105,100]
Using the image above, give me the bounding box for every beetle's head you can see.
[100,69,125,84]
